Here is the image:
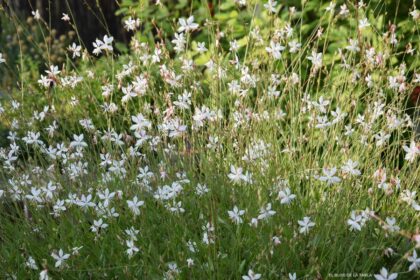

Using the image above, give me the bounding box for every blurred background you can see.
[1,0,128,49]
[0,0,413,48]
[0,0,416,89]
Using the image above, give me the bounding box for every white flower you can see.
[22,131,43,146]
[345,39,360,52]
[178,16,199,33]
[298,216,315,234]
[40,269,49,280]
[26,187,42,203]
[130,113,152,132]
[186,240,198,253]
[289,272,297,280]
[312,96,330,113]
[38,75,52,88]
[266,41,285,59]
[172,33,186,53]
[341,160,361,176]
[124,17,140,31]
[242,269,261,280]
[52,199,66,217]
[347,211,362,231]
[319,167,341,185]
[51,249,70,268]
[278,188,296,204]
[167,262,180,274]
[46,65,60,76]
[126,239,140,258]
[339,4,349,16]
[264,0,277,14]
[408,250,420,271]
[187,258,195,267]
[68,43,81,59]
[247,218,257,227]
[272,236,281,245]
[32,10,41,20]
[97,188,115,207]
[93,39,104,55]
[61,13,70,21]
[168,200,185,214]
[374,267,398,280]
[257,203,276,220]
[196,42,207,53]
[359,18,370,30]
[195,183,209,196]
[228,206,245,224]
[325,2,336,13]
[127,196,145,215]
[102,35,114,51]
[92,35,114,55]
[407,194,418,208]
[384,248,395,257]
[235,0,247,7]
[229,40,239,52]
[383,217,400,233]
[288,40,301,53]
[0,53,5,64]
[307,50,323,69]
[402,141,419,163]
[410,10,419,21]
[374,131,391,147]
[125,226,140,241]
[75,194,95,209]
[122,84,137,103]
[25,256,38,270]
[228,165,247,184]
[91,218,108,233]
[331,107,346,123]
[70,134,88,149]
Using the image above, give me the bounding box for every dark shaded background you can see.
[0,0,128,50]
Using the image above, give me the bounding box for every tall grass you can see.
[0,0,419,279]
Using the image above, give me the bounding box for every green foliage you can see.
[0,0,419,279]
